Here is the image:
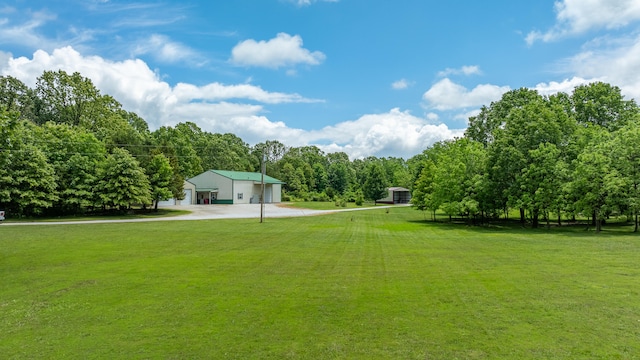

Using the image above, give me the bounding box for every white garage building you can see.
[184,170,284,205]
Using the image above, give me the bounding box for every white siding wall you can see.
[248,184,281,203]
[187,171,284,205]
[272,184,282,203]
[211,173,233,202]
[189,171,217,186]
[233,181,254,204]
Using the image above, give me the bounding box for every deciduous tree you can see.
[96,148,151,210]
[147,153,174,211]
[363,162,388,202]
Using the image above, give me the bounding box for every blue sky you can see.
[2,0,640,158]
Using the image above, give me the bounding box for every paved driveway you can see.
[164,204,332,220]
[1,204,399,226]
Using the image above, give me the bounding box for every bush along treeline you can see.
[411,83,640,232]
[0,71,409,218]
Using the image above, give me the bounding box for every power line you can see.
[0,148,207,159]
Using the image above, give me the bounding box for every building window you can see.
[237,193,243,200]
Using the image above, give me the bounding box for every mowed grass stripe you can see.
[1,208,640,359]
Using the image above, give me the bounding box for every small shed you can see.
[377,187,412,204]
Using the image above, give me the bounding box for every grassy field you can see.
[284,200,378,210]
[1,208,190,223]
[1,207,640,359]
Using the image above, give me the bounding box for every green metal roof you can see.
[211,170,285,184]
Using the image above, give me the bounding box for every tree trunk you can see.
[595,210,601,232]
[520,208,526,226]
[635,213,638,233]
[592,210,597,227]
[154,199,159,211]
[532,209,539,229]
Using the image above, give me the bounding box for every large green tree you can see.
[96,148,151,210]
[0,110,58,216]
[147,153,174,211]
[465,88,541,147]
[36,122,106,214]
[519,143,567,227]
[0,76,35,121]
[328,161,349,195]
[153,124,203,178]
[431,138,486,222]
[363,162,388,202]
[35,70,111,126]
[411,160,438,220]
[572,82,637,131]
[486,91,576,226]
[570,127,624,232]
[611,119,640,231]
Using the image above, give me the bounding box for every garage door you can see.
[157,198,176,206]
[182,189,192,205]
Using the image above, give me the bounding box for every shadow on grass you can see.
[407,217,640,238]
[3,208,191,223]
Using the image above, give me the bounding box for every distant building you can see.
[377,187,412,204]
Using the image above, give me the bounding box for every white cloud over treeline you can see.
[1,46,461,159]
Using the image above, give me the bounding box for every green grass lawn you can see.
[1,207,640,359]
[1,208,190,223]
[285,200,379,210]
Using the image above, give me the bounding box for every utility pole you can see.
[260,152,266,223]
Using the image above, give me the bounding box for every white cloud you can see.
[455,109,482,123]
[230,32,326,69]
[132,34,203,65]
[0,46,453,159]
[561,33,640,100]
[533,76,596,96]
[426,112,439,122]
[290,0,339,5]
[527,0,640,44]
[0,50,12,67]
[0,10,60,50]
[172,82,323,104]
[437,65,481,77]
[307,108,464,159]
[391,78,411,90]
[422,78,510,111]
[1,46,318,130]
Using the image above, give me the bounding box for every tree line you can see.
[411,83,640,232]
[0,71,409,217]
[2,70,638,231]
